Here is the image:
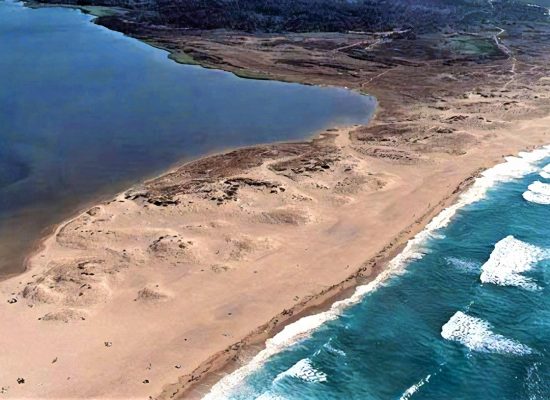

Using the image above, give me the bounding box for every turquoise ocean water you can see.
[206,147,550,399]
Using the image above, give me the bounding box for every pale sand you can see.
[0,90,549,398]
[2,1,550,397]
[0,114,550,398]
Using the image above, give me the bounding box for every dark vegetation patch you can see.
[37,0,550,34]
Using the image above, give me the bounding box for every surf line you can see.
[203,145,550,399]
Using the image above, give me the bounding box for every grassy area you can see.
[24,2,127,18]
[167,51,201,66]
[232,69,272,81]
[167,49,272,80]
[78,5,125,18]
[446,35,501,58]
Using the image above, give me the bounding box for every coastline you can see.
[1,1,550,399]
[196,143,550,400]
[3,0,377,283]
[2,117,549,399]
[12,119,373,282]
[163,167,479,400]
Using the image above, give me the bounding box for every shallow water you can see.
[0,0,375,275]
[208,150,550,399]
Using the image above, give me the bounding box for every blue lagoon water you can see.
[0,0,375,275]
[207,149,550,399]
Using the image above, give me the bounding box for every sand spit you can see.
[0,102,549,399]
[2,5,550,396]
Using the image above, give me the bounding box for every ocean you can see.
[205,146,550,399]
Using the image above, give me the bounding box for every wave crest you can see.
[399,374,432,400]
[539,163,550,179]
[441,311,532,355]
[523,180,550,204]
[203,146,550,399]
[445,257,480,274]
[480,235,548,290]
[274,358,327,384]
[523,190,550,205]
[528,181,550,195]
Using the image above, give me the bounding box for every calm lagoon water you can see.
[207,150,550,399]
[0,0,375,275]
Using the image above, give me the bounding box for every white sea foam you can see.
[441,311,532,355]
[480,236,549,291]
[528,181,550,195]
[274,358,327,384]
[380,147,550,277]
[399,374,431,400]
[523,180,550,204]
[523,190,550,205]
[445,257,480,274]
[540,171,550,179]
[323,340,347,357]
[203,146,550,399]
[256,393,287,400]
[525,362,548,400]
[518,146,550,163]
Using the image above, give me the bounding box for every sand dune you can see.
[1,103,550,398]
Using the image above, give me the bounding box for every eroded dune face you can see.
[21,130,389,314]
[22,258,115,307]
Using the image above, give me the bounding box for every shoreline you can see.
[2,1,550,399]
[204,149,550,400]
[163,168,479,399]
[12,121,372,283]
[195,143,550,399]
[3,96,550,400]
[7,134,481,398]
[3,0,377,282]
[2,124,549,399]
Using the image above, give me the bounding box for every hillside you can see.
[37,0,549,34]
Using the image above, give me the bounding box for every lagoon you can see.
[0,0,375,276]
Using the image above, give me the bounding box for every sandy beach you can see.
[2,2,550,398]
[1,100,550,398]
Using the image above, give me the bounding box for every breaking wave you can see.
[203,146,550,399]
[441,311,533,355]
[323,339,347,357]
[523,190,550,205]
[523,181,550,204]
[399,374,432,400]
[445,257,481,274]
[256,393,287,400]
[274,358,327,384]
[528,181,550,195]
[480,235,549,291]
